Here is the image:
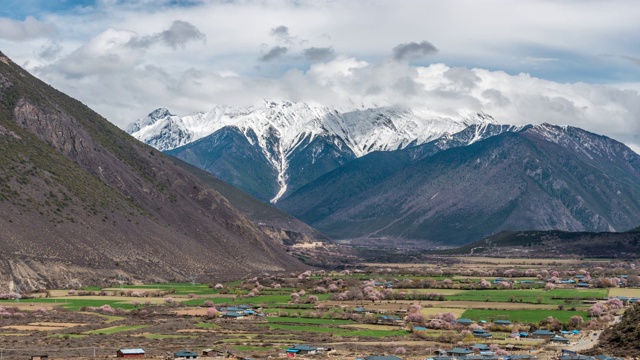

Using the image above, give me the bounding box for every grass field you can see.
[194,322,219,329]
[461,309,590,323]
[0,298,140,310]
[266,317,354,325]
[446,288,607,304]
[84,325,148,335]
[141,334,195,339]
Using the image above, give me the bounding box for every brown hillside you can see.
[0,52,305,291]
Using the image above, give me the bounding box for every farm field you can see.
[0,257,637,359]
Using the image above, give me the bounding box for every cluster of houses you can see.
[218,305,262,319]
[116,348,251,359]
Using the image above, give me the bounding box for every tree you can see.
[589,302,607,317]
[478,279,492,289]
[545,282,556,290]
[568,315,584,329]
[206,307,219,318]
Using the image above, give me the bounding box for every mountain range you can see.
[128,101,495,202]
[0,52,306,291]
[130,103,640,246]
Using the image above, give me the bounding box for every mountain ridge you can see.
[278,124,640,245]
[129,101,496,201]
[0,51,305,291]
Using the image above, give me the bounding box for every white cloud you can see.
[1,0,639,152]
[0,16,56,41]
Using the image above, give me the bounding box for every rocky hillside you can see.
[591,302,640,357]
[278,124,640,245]
[0,52,305,292]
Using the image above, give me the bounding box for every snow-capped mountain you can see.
[128,100,497,202]
[278,123,640,245]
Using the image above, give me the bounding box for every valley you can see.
[1,1,640,358]
[0,258,637,359]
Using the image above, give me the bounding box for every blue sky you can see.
[0,0,97,19]
[0,0,639,151]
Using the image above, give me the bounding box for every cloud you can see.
[0,16,56,41]
[39,41,63,60]
[44,28,144,79]
[621,55,640,67]
[303,47,335,62]
[128,20,205,49]
[392,41,438,61]
[270,25,291,43]
[260,46,288,62]
[4,0,640,152]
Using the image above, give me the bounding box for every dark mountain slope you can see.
[432,229,640,258]
[171,158,329,244]
[0,52,304,290]
[166,127,279,202]
[280,125,640,245]
[166,127,356,202]
[278,124,517,222]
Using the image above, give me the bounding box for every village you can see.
[0,258,639,360]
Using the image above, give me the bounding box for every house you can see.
[30,356,48,360]
[550,335,570,344]
[595,355,624,360]
[493,278,507,284]
[412,326,427,332]
[363,356,403,360]
[518,332,530,337]
[221,311,244,318]
[472,329,493,338]
[577,282,591,288]
[559,355,594,360]
[457,318,474,325]
[201,349,224,357]
[447,347,473,356]
[174,350,198,359]
[379,315,403,324]
[470,344,490,352]
[286,345,318,355]
[494,319,512,326]
[507,355,537,360]
[117,348,145,358]
[531,329,555,338]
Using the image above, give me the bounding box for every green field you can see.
[461,309,590,323]
[84,325,148,335]
[195,322,219,329]
[260,323,408,338]
[266,316,354,325]
[142,334,195,339]
[1,298,139,310]
[447,288,607,304]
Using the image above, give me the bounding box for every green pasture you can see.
[84,325,148,335]
[446,288,607,304]
[1,298,138,311]
[266,316,354,325]
[260,323,408,338]
[195,322,219,329]
[142,334,195,339]
[183,293,331,307]
[461,309,590,323]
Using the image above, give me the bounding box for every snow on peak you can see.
[127,100,497,202]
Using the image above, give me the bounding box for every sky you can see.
[1,0,639,152]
